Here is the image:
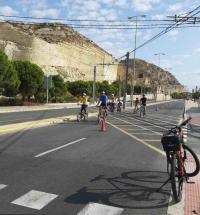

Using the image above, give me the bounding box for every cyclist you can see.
[134,97,140,112]
[109,93,116,112]
[79,93,88,115]
[96,91,108,115]
[117,98,122,112]
[140,94,147,115]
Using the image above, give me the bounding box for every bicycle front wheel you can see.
[77,114,81,122]
[183,144,200,177]
[170,153,183,203]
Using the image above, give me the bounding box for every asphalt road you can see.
[0,107,96,126]
[0,100,198,215]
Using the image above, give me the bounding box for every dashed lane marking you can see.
[77,202,124,215]
[106,120,165,156]
[143,139,160,142]
[125,128,147,130]
[147,112,181,121]
[116,115,167,131]
[109,116,163,135]
[124,112,178,125]
[11,190,58,210]
[34,138,86,158]
[0,184,7,190]
[131,133,161,135]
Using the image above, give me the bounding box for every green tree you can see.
[0,51,8,85]
[0,51,20,96]
[13,61,44,101]
[192,91,200,100]
[49,75,66,102]
[67,80,92,97]
[2,62,20,97]
[96,81,110,95]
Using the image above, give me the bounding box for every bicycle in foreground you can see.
[97,106,107,131]
[160,117,200,203]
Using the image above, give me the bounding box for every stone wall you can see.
[0,22,118,83]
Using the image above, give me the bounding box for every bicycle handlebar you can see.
[179,117,192,127]
[166,117,192,135]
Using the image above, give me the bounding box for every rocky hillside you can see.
[0,21,184,93]
[117,59,184,93]
[0,21,117,82]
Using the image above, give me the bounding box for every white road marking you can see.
[34,138,86,158]
[0,184,7,190]
[125,128,146,130]
[110,116,162,135]
[131,133,161,135]
[143,139,160,142]
[106,121,165,156]
[11,190,58,210]
[111,124,133,127]
[77,202,124,215]
[117,115,166,131]
[147,112,179,121]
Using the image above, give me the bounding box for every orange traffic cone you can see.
[100,120,106,131]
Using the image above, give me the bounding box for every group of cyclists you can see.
[78,91,147,118]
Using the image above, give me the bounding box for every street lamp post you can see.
[154,53,165,102]
[164,67,172,100]
[128,15,146,107]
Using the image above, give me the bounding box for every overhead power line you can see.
[0,13,200,23]
[117,5,200,60]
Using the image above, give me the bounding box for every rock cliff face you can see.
[117,59,184,93]
[0,21,184,93]
[0,22,118,82]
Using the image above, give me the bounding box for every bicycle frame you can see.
[160,117,200,203]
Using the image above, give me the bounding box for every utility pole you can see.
[154,53,165,102]
[128,15,146,107]
[123,52,129,110]
[92,65,96,103]
[118,75,121,98]
[131,16,138,107]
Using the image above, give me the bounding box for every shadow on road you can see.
[64,170,171,210]
[0,110,48,154]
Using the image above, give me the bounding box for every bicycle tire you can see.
[77,114,81,122]
[170,153,183,203]
[140,106,144,117]
[183,144,200,177]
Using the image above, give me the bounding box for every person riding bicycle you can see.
[134,97,140,112]
[117,98,122,112]
[109,93,116,112]
[140,94,147,114]
[96,91,108,115]
[79,93,88,115]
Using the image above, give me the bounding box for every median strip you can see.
[0,112,98,135]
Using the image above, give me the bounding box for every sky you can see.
[0,0,199,91]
